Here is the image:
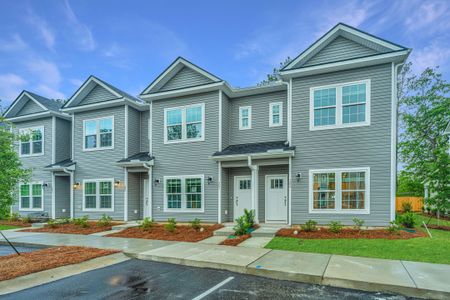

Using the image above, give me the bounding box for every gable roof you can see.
[3,90,64,119]
[282,23,408,71]
[140,57,223,95]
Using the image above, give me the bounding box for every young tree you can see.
[0,102,30,219]
[398,65,450,223]
[258,57,292,86]
[397,170,424,197]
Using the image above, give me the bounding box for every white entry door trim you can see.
[143,179,150,218]
[233,175,252,220]
[265,174,288,223]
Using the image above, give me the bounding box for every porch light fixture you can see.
[296,173,302,182]
[154,178,160,184]
[73,182,80,189]
[207,176,213,185]
[114,180,121,187]
[42,183,48,188]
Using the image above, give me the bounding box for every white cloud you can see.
[69,78,84,87]
[0,34,28,52]
[0,74,27,104]
[34,84,65,100]
[409,41,450,74]
[62,0,96,51]
[25,58,65,99]
[405,0,450,34]
[26,8,56,50]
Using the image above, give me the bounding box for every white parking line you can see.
[192,276,235,300]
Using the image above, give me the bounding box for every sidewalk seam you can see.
[400,260,418,288]
[244,249,273,268]
[322,254,333,280]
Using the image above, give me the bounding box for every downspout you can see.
[247,156,259,223]
[62,168,74,219]
[143,163,152,219]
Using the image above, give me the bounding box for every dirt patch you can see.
[276,228,427,240]
[21,222,122,235]
[0,246,118,281]
[0,220,32,227]
[107,224,224,242]
[220,234,251,246]
[424,224,450,231]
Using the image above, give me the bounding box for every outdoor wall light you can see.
[73,182,80,189]
[42,183,48,188]
[114,180,121,187]
[207,176,213,184]
[296,173,302,182]
[154,178,160,184]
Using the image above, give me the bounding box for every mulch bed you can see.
[21,222,122,235]
[107,224,224,242]
[423,224,450,231]
[0,220,32,227]
[276,228,427,240]
[0,246,118,281]
[220,234,251,246]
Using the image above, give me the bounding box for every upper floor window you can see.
[310,80,370,130]
[239,106,251,130]
[19,126,44,157]
[269,102,283,127]
[164,103,204,144]
[19,182,43,211]
[83,116,114,151]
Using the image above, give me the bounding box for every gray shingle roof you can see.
[25,90,64,112]
[117,152,154,163]
[213,141,295,156]
[45,159,75,168]
[91,76,143,103]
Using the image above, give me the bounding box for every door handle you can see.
[284,196,287,206]
[235,197,239,206]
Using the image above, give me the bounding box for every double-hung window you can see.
[165,104,204,143]
[83,117,114,150]
[19,182,43,211]
[269,102,283,127]
[309,168,370,214]
[239,106,251,130]
[310,80,370,130]
[83,179,114,211]
[164,175,204,212]
[19,126,44,156]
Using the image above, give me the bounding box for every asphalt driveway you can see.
[1,259,415,300]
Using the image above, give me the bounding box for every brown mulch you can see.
[220,234,251,246]
[21,222,122,235]
[276,228,427,240]
[423,224,450,231]
[107,224,224,242]
[0,246,118,281]
[0,220,32,227]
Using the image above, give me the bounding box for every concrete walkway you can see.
[1,230,449,299]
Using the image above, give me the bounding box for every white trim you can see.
[239,106,252,130]
[288,156,292,225]
[148,167,153,218]
[70,172,74,218]
[163,103,205,144]
[82,178,115,212]
[163,174,205,213]
[51,174,55,219]
[211,150,295,162]
[51,116,56,164]
[149,102,153,154]
[141,82,223,100]
[269,102,283,127]
[82,116,115,151]
[309,79,371,131]
[308,167,370,214]
[124,105,129,157]
[218,161,222,223]
[71,114,75,159]
[18,181,44,211]
[4,91,48,117]
[124,170,128,221]
[288,79,292,145]
[218,90,223,150]
[19,126,45,157]
[264,174,288,223]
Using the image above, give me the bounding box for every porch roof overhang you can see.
[210,141,295,162]
[116,152,154,167]
[44,159,76,172]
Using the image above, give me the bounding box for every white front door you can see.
[143,179,150,218]
[234,176,252,220]
[266,175,288,222]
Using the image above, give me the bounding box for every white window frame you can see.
[163,174,205,213]
[239,106,252,130]
[19,126,44,157]
[269,102,283,127]
[82,116,114,151]
[82,178,115,212]
[19,181,44,211]
[308,167,370,214]
[164,103,205,144]
[309,79,371,131]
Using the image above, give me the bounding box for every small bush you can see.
[233,215,250,236]
[21,216,32,223]
[401,201,413,213]
[8,213,20,222]
[329,221,343,233]
[243,209,255,229]
[164,218,177,232]
[97,214,112,227]
[387,220,400,233]
[73,215,89,228]
[189,218,201,231]
[59,217,71,224]
[46,219,58,228]
[301,220,318,232]
[352,218,365,231]
[399,212,416,228]
[139,217,155,231]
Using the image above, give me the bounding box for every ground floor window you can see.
[164,175,204,212]
[309,168,370,214]
[19,182,43,211]
[83,179,114,211]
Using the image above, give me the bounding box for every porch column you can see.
[217,161,222,224]
[124,169,128,221]
[251,165,259,224]
[148,166,152,219]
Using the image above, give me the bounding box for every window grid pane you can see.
[167,179,182,209]
[342,172,366,209]
[85,181,97,209]
[313,173,336,209]
[186,178,202,209]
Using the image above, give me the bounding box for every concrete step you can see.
[237,237,272,248]
[111,221,140,230]
[197,236,227,245]
[251,226,281,237]
[31,223,46,228]
[213,226,234,237]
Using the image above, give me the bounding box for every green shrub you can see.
[164,218,177,232]
[73,215,89,228]
[329,221,343,233]
[97,214,112,227]
[243,209,255,229]
[387,220,400,233]
[300,220,317,232]
[352,218,365,231]
[21,216,32,223]
[401,201,413,213]
[8,212,20,222]
[189,218,201,231]
[399,212,416,228]
[139,217,155,231]
[46,219,58,228]
[233,215,250,236]
[59,217,71,224]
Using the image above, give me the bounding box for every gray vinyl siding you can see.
[302,36,378,67]
[151,91,219,222]
[140,110,150,152]
[79,85,118,106]
[127,106,141,156]
[16,99,45,116]
[229,91,287,145]
[11,118,53,216]
[221,93,230,148]
[290,63,393,226]
[54,175,70,218]
[160,67,213,92]
[72,106,126,220]
[128,172,141,220]
[54,117,71,162]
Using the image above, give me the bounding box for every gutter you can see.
[210,150,295,162]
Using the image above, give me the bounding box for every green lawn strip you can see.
[266,229,450,265]
[0,225,18,230]
[415,214,450,227]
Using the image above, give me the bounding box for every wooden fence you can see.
[396,196,424,212]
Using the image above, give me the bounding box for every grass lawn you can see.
[416,213,450,227]
[0,225,18,230]
[266,216,450,265]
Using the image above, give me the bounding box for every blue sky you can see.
[0,0,449,107]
